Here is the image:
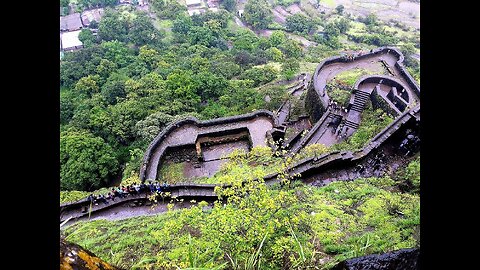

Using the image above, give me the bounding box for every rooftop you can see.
[81,8,104,27]
[186,0,203,7]
[61,30,83,50]
[60,13,83,32]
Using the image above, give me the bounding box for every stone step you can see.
[354,96,369,102]
[344,120,359,129]
[356,91,370,97]
[355,94,369,99]
[351,104,365,112]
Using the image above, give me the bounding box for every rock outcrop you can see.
[60,237,120,270]
[331,248,419,270]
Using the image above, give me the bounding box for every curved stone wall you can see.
[140,110,280,181]
[60,183,221,223]
[307,46,419,123]
[61,105,419,224]
[264,105,420,184]
[355,75,415,115]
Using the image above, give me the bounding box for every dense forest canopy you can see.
[60,1,419,191]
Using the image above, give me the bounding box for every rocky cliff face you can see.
[60,237,120,270]
[331,248,419,270]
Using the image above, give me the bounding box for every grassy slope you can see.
[333,106,394,151]
[63,175,419,269]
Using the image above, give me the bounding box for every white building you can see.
[186,0,202,7]
[61,30,84,51]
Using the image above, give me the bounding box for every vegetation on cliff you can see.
[63,149,420,269]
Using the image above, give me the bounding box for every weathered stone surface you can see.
[331,248,419,270]
[60,237,120,270]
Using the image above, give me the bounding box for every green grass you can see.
[253,62,282,72]
[322,0,337,9]
[333,66,388,87]
[200,146,284,184]
[226,18,241,33]
[299,61,319,74]
[327,86,351,105]
[158,162,187,184]
[333,107,394,151]
[60,188,111,204]
[63,176,419,269]
[346,21,367,36]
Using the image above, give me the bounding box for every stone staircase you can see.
[343,119,359,129]
[350,90,370,113]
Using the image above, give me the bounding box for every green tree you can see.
[364,13,378,26]
[125,72,165,99]
[192,72,228,101]
[221,0,236,12]
[233,29,260,51]
[101,40,134,68]
[102,0,117,6]
[165,71,202,112]
[324,22,340,38]
[60,129,119,191]
[218,80,261,114]
[60,0,69,8]
[281,58,300,80]
[101,73,128,105]
[95,58,118,83]
[108,99,150,144]
[78,29,96,48]
[336,4,344,14]
[69,94,110,137]
[151,0,187,19]
[243,0,272,30]
[210,56,241,79]
[98,9,128,42]
[89,20,99,29]
[404,158,420,192]
[240,65,278,87]
[60,46,105,87]
[269,30,288,47]
[138,46,161,70]
[266,47,284,61]
[74,75,101,97]
[400,44,419,75]
[335,18,351,34]
[279,39,303,58]
[135,111,174,141]
[195,9,231,29]
[285,14,316,34]
[128,14,163,46]
[188,26,216,47]
[259,85,287,111]
[201,102,229,119]
[172,15,194,41]
[60,90,77,125]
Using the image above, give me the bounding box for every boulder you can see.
[60,237,121,270]
[331,248,419,270]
